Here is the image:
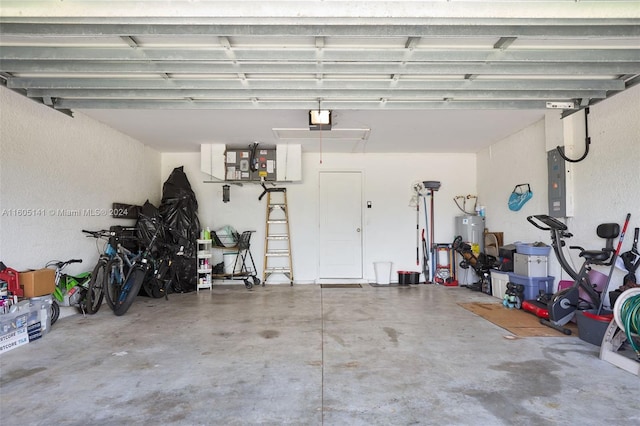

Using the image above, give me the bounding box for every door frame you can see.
[317,169,365,282]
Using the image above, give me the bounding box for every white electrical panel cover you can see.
[276,144,302,182]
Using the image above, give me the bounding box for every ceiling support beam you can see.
[6,77,626,92]
[2,23,639,38]
[3,60,637,75]
[52,98,574,110]
[3,47,638,63]
[23,88,608,100]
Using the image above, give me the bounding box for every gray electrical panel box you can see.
[547,149,569,217]
[225,148,276,181]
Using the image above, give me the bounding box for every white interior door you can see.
[319,171,363,279]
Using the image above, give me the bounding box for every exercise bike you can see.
[524,215,623,335]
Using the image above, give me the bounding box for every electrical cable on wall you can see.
[556,107,591,163]
[249,142,259,172]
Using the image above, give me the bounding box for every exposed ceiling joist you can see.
[51,99,569,110]
[0,1,638,114]
[2,22,639,38]
[8,78,624,92]
[2,60,637,75]
[24,88,608,101]
[2,47,638,63]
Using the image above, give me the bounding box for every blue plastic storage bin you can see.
[507,273,554,300]
[515,242,551,256]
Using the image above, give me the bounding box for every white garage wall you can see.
[477,84,640,298]
[0,87,161,273]
[161,151,476,283]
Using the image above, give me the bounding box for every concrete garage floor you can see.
[1,284,638,426]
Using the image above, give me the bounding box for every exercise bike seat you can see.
[578,222,620,264]
[579,249,613,263]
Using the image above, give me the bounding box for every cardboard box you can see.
[19,269,55,298]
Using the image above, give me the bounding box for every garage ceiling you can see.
[1,1,639,153]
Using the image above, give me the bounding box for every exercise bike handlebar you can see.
[526,215,568,232]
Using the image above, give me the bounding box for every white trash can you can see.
[223,252,240,274]
[373,261,392,285]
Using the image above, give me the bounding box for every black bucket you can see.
[398,271,420,285]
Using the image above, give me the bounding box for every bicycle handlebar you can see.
[47,258,83,269]
[82,229,111,238]
[83,229,139,242]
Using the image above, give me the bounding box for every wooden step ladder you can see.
[263,188,294,285]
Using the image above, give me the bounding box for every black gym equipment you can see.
[525,214,628,335]
[452,235,499,294]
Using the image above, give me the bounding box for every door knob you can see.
[357,228,361,232]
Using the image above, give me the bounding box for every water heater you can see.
[455,215,486,285]
[455,215,485,253]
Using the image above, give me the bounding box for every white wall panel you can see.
[162,150,475,283]
[0,86,161,273]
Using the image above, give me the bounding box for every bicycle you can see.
[82,229,114,315]
[101,228,142,312]
[82,227,137,314]
[47,259,92,325]
[112,218,167,316]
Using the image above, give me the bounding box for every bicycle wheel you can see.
[104,257,124,311]
[85,258,107,314]
[113,264,147,316]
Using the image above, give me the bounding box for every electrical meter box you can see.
[225,148,276,181]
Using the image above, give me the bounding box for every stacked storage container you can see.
[508,243,555,301]
[490,270,510,300]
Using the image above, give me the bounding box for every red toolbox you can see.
[0,263,23,298]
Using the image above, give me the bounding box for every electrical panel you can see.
[225,148,276,182]
[201,143,302,182]
[547,149,574,217]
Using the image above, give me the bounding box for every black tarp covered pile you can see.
[158,166,200,292]
[136,200,164,252]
